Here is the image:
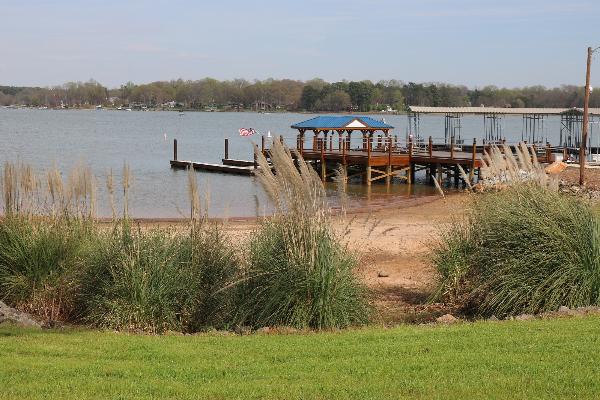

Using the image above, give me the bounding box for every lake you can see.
[0,108,572,218]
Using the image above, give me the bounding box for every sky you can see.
[1,0,599,89]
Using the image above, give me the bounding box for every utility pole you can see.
[581,46,593,185]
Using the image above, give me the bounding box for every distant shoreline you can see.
[1,106,407,116]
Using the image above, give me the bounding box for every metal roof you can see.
[408,106,600,115]
[291,115,394,130]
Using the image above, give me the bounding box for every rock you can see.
[377,271,389,278]
[436,314,459,324]
[558,306,570,313]
[488,315,499,321]
[0,301,42,328]
[515,314,535,321]
[545,161,567,174]
[233,325,252,335]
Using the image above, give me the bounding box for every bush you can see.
[185,221,239,331]
[0,216,94,321]
[234,138,370,329]
[432,185,600,317]
[82,224,195,333]
[82,221,239,333]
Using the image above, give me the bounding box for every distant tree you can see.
[317,90,351,112]
[348,81,374,112]
[300,85,321,110]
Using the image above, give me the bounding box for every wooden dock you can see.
[170,135,558,187]
[170,160,255,175]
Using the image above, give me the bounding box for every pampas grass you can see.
[234,136,370,329]
[432,184,600,317]
[479,143,556,190]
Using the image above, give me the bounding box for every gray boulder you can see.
[0,301,42,328]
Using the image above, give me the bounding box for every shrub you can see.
[432,185,600,317]
[184,221,239,331]
[83,224,197,333]
[234,138,370,329]
[0,216,94,321]
[80,220,239,333]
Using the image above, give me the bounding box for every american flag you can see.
[239,128,256,137]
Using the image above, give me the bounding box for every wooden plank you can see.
[170,160,255,176]
[222,158,255,167]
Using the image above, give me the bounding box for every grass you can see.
[235,138,369,329]
[0,161,240,333]
[1,150,368,332]
[432,184,600,317]
[1,316,600,399]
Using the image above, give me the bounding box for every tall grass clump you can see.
[0,161,97,321]
[234,137,369,329]
[82,225,198,333]
[81,169,238,333]
[478,143,558,190]
[432,184,600,317]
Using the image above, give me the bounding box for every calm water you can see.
[0,108,576,217]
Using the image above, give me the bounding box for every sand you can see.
[133,192,468,323]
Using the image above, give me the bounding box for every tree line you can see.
[1,78,599,111]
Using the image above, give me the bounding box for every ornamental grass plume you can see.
[234,137,369,329]
[432,184,600,317]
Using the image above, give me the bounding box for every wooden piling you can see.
[173,139,178,161]
[224,138,229,160]
[261,135,265,156]
[386,136,392,185]
[470,138,476,181]
[428,136,433,157]
[342,137,347,165]
[367,138,372,186]
[450,136,455,160]
[320,138,326,182]
[408,137,413,184]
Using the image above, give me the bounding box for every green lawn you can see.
[1,317,600,399]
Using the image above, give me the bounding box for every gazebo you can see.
[291,115,394,152]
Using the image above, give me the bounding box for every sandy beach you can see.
[130,192,468,323]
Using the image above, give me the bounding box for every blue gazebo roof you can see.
[291,115,394,131]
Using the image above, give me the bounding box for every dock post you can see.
[342,136,347,166]
[386,136,392,185]
[261,135,265,156]
[470,138,476,181]
[437,163,443,183]
[428,136,433,157]
[454,165,459,187]
[224,138,229,160]
[450,136,455,160]
[366,138,372,186]
[546,143,551,162]
[173,139,178,161]
[407,137,413,185]
[320,138,326,182]
[253,145,258,169]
